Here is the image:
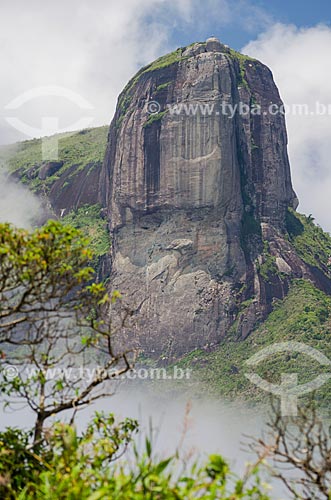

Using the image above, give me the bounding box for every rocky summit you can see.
[96,38,331,359]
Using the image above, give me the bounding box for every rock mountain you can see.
[98,37,331,359]
[3,38,331,363]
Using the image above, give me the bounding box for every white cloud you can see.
[0,0,191,145]
[0,172,41,228]
[243,24,331,231]
[0,0,272,146]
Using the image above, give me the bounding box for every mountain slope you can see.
[1,40,331,388]
[98,37,331,358]
[0,126,108,215]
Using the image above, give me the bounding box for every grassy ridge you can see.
[0,126,109,192]
[0,128,111,262]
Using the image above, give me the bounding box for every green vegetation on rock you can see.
[145,48,186,73]
[257,241,279,282]
[143,110,168,128]
[156,81,172,92]
[176,279,331,407]
[61,204,110,258]
[228,48,256,90]
[286,208,331,271]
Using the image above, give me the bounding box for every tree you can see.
[0,413,139,499]
[0,221,134,444]
[0,221,273,500]
[251,400,331,499]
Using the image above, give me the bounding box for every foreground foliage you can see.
[2,403,331,499]
[0,221,132,444]
[0,412,270,500]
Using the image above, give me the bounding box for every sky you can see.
[0,0,331,229]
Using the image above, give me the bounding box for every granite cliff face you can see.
[99,38,330,359]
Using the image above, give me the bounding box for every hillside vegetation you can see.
[61,204,110,259]
[167,210,331,406]
[0,126,108,193]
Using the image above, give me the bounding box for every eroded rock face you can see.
[49,162,102,215]
[100,40,306,359]
[38,161,64,180]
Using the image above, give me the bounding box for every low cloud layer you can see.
[0,385,288,497]
[243,24,331,231]
[0,172,41,228]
